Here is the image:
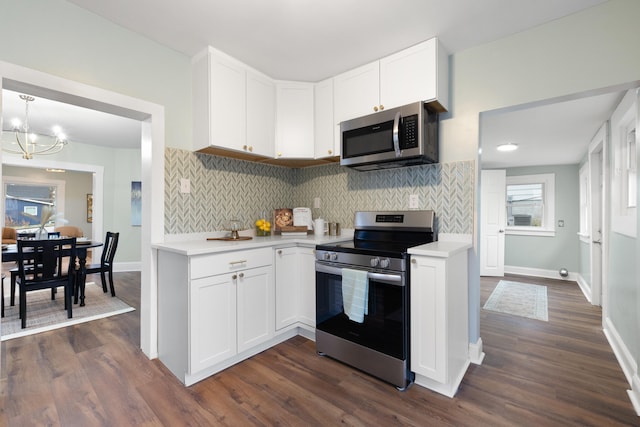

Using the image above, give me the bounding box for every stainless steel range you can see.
[315,210,435,390]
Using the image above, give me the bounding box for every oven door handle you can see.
[316,263,404,286]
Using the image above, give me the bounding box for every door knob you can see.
[499,229,505,233]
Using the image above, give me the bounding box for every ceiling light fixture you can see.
[2,94,68,160]
[496,142,518,152]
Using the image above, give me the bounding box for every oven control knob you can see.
[370,257,380,267]
[330,252,338,261]
[380,258,390,269]
[323,252,331,261]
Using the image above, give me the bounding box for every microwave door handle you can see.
[392,112,402,157]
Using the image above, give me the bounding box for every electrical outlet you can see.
[314,197,321,209]
[409,194,419,209]
[558,220,565,227]
[180,178,190,194]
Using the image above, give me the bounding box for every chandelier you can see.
[2,94,67,159]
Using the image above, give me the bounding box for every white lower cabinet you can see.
[158,247,274,386]
[410,248,470,397]
[274,246,316,330]
[190,273,237,372]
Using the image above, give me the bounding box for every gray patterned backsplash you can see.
[165,148,474,236]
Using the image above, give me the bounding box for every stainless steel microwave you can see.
[340,101,439,171]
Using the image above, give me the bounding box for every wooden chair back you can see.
[102,232,119,267]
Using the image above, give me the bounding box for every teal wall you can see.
[579,240,591,288]
[504,165,580,272]
[609,233,637,358]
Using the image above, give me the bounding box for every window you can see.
[611,88,637,237]
[505,173,555,236]
[4,176,65,232]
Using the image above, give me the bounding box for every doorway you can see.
[0,61,164,358]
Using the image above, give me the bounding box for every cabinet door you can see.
[314,78,337,159]
[274,247,299,330]
[247,70,275,157]
[297,247,316,327]
[410,256,447,383]
[380,38,448,112]
[190,274,237,373]
[275,82,315,159]
[333,61,380,124]
[210,50,247,152]
[237,265,274,353]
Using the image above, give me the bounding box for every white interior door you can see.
[481,169,506,276]
[588,125,605,306]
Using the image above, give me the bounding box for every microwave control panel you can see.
[402,114,419,149]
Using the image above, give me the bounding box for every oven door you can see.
[315,262,408,360]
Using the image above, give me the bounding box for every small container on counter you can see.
[255,211,271,236]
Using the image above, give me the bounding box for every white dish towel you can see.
[341,268,369,323]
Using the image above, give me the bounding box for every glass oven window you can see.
[316,269,406,360]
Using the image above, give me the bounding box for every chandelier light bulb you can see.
[52,125,62,135]
[11,118,21,129]
[29,133,38,143]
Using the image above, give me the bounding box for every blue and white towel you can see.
[341,268,369,323]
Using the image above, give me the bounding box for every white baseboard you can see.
[504,265,577,282]
[114,262,141,272]
[575,273,592,303]
[469,337,485,365]
[629,374,640,416]
[603,315,637,387]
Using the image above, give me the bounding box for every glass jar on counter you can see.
[255,211,271,236]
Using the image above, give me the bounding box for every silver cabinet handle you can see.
[229,260,247,265]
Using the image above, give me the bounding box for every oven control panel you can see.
[316,250,405,272]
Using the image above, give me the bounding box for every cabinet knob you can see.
[328,149,332,155]
[239,272,244,279]
[278,152,282,157]
[242,145,247,150]
[379,104,384,111]
[248,146,253,152]
[232,274,238,280]
[373,106,378,112]
[277,250,282,255]
[411,258,417,264]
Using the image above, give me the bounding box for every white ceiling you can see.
[2,0,622,167]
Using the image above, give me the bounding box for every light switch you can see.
[180,178,190,194]
[313,197,321,209]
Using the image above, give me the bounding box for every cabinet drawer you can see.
[191,247,272,279]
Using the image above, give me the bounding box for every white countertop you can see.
[409,240,472,258]
[152,231,353,256]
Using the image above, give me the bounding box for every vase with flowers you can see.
[23,206,55,239]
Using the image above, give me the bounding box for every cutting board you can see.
[207,236,253,241]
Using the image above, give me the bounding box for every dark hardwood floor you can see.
[1,272,637,425]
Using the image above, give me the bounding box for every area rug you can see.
[483,280,548,321]
[1,282,135,341]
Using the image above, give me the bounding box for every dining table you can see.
[2,239,103,307]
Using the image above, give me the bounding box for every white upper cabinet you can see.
[333,61,381,125]
[275,81,315,159]
[314,78,339,159]
[192,47,275,158]
[333,38,449,125]
[247,70,276,158]
[192,38,447,164]
[380,38,448,113]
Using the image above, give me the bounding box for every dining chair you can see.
[83,231,119,297]
[16,237,77,329]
